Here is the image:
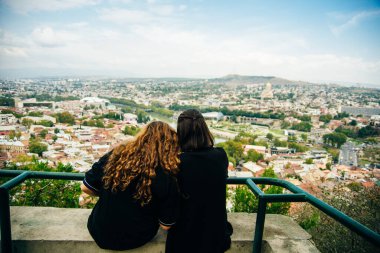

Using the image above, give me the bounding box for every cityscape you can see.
[1,0,380,252]
[1,76,379,195]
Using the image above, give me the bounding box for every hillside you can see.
[212,74,315,86]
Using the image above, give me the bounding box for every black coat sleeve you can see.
[155,171,180,226]
[83,152,110,193]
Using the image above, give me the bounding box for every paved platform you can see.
[10,206,320,253]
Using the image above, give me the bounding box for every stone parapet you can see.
[10,206,319,253]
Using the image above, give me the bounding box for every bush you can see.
[123,125,140,136]
[29,141,48,156]
[291,122,312,132]
[232,168,290,215]
[2,160,85,208]
[294,184,380,253]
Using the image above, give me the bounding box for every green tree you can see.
[319,114,332,123]
[305,158,314,164]
[266,133,274,141]
[254,139,269,148]
[37,120,54,127]
[28,111,43,117]
[8,130,16,140]
[294,184,380,253]
[55,111,75,125]
[54,128,60,134]
[123,125,140,136]
[39,129,48,139]
[232,167,290,215]
[281,121,291,129]
[1,109,23,118]
[325,147,340,163]
[335,126,357,138]
[334,112,349,119]
[0,96,15,107]
[217,140,244,165]
[230,115,237,123]
[323,133,347,148]
[273,138,287,147]
[349,120,357,126]
[358,125,379,138]
[15,131,22,140]
[21,118,34,128]
[52,135,58,143]
[288,142,309,152]
[234,132,257,145]
[301,133,308,142]
[137,110,150,123]
[244,150,264,163]
[56,162,74,172]
[291,122,312,132]
[29,141,48,157]
[2,159,84,208]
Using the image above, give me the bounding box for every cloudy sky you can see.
[0,0,380,86]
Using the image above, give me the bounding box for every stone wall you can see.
[10,206,320,253]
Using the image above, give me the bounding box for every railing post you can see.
[253,197,267,253]
[0,187,12,253]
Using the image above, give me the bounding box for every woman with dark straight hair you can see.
[166,109,232,253]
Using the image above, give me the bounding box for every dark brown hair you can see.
[177,109,214,151]
[103,121,180,206]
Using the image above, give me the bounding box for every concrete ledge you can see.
[10,206,319,253]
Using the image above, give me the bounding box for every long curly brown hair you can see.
[102,121,180,206]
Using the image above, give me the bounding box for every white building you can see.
[0,139,25,153]
[202,112,224,121]
[0,114,17,125]
[242,161,264,175]
[81,97,110,108]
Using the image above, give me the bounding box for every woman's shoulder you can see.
[213,147,227,155]
[179,147,227,161]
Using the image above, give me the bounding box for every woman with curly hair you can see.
[81,121,180,250]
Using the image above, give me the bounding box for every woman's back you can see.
[166,147,229,253]
[81,121,181,250]
[85,153,179,250]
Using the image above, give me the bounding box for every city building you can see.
[369,115,380,128]
[0,114,17,125]
[0,139,25,154]
[341,106,380,116]
[202,112,224,121]
[339,142,358,167]
[261,82,274,99]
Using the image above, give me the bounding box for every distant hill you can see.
[212,74,315,86]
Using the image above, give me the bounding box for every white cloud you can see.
[31,27,78,47]
[99,4,186,25]
[149,4,175,16]
[99,8,153,24]
[0,47,28,57]
[330,9,380,36]
[65,22,89,29]
[3,0,100,13]
[0,12,379,84]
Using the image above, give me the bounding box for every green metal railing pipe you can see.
[0,172,31,190]
[262,193,306,202]
[1,171,380,253]
[246,178,263,197]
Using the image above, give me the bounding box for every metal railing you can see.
[1,169,380,253]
